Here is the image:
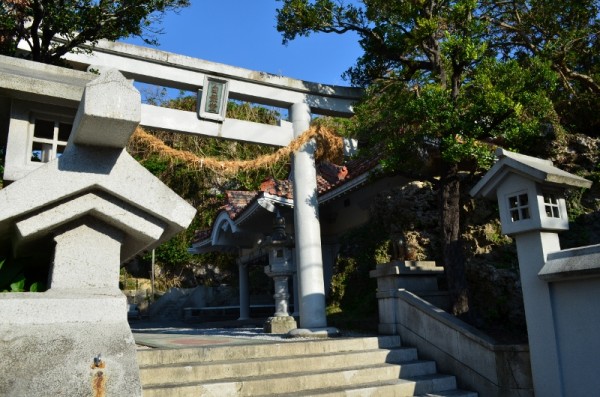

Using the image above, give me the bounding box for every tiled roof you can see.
[223,190,260,219]
[316,157,380,196]
[193,156,380,245]
[191,190,260,244]
[259,178,293,199]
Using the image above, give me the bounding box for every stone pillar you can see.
[370,260,449,334]
[238,262,250,320]
[292,272,299,317]
[288,102,337,337]
[272,276,290,316]
[263,267,297,334]
[513,232,563,396]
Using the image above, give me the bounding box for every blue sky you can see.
[123,1,363,87]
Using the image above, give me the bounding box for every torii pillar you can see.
[288,102,338,337]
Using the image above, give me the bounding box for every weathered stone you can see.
[0,322,141,397]
[0,70,196,397]
[264,316,297,334]
[68,68,140,149]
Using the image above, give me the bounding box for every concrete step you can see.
[142,372,461,397]
[138,336,477,397]
[142,363,446,397]
[137,335,402,366]
[415,390,479,397]
[140,347,422,386]
[256,374,460,397]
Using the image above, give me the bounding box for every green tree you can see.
[277,0,559,315]
[483,0,600,95]
[482,0,600,137]
[0,0,189,64]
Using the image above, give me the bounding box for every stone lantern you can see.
[470,149,585,237]
[261,212,297,333]
[470,148,592,397]
[0,70,196,397]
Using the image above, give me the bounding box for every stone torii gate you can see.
[5,40,363,335]
[64,41,362,335]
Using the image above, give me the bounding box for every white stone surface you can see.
[539,243,600,281]
[0,289,127,324]
[60,39,362,116]
[290,102,328,329]
[69,68,140,148]
[0,54,91,107]
[141,104,294,146]
[373,288,532,396]
[14,191,166,259]
[0,322,141,396]
[470,148,592,199]
[515,232,579,397]
[545,276,600,395]
[51,220,123,290]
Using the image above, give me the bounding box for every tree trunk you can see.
[439,161,469,316]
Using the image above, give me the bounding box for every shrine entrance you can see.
[2,40,363,335]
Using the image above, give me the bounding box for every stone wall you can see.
[373,288,533,397]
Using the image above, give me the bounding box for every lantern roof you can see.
[470,148,592,199]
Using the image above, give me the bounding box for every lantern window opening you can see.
[508,192,530,222]
[29,115,72,163]
[543,192,561,218]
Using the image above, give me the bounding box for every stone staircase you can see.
[137,336,477,396]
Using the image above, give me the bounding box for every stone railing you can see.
[371,262,533,397]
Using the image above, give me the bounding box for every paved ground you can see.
[130,318,303,349]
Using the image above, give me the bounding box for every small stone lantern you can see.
[470,148,592,397]
[261,212,297,333]
[470,148,590,237]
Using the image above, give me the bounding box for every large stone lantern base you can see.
[0,292,140,396]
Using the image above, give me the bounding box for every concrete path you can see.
[130,319,320,349]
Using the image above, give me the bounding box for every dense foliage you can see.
[0,256,47,292]
[0,0,190,64]
[276,0,599,315]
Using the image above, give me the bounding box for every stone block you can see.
[14,191,167,260]
[51,220,123,290]
[264,316,297,334]
[0,290,127,325]
[370,261,444,296]
[69,69,140,149]
[0,322,141,396]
